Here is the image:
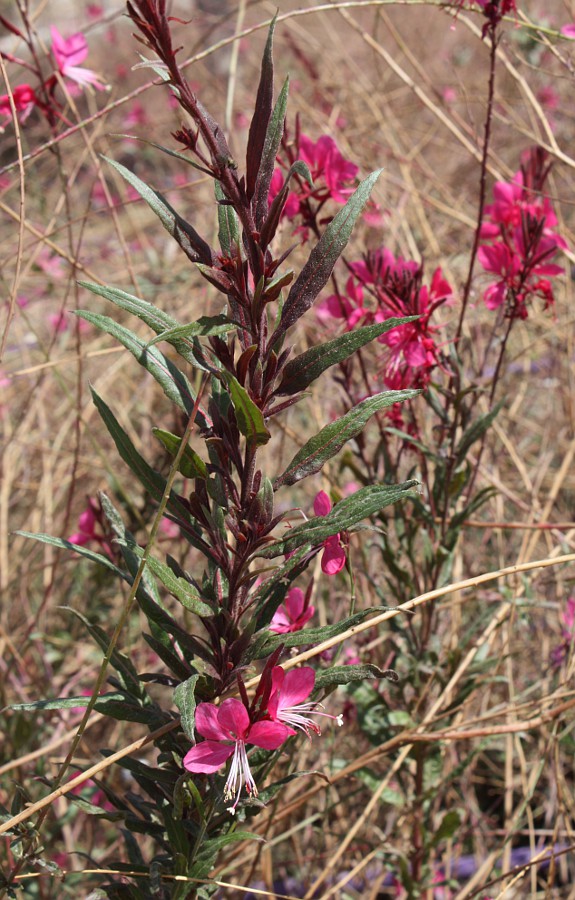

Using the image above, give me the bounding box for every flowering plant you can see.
[11,4,415,894]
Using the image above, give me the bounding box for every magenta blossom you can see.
[269,131,358,239]
[314,491,346,575]
[51,26,107,91]
[0,84,38,128]
[183,698,291,813]
[270,586,315,634]
[268,666,343,737]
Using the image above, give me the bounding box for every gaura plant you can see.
[12,2,419,896]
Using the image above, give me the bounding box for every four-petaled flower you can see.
[314,491,346,575]
[183,698,291,814]
[268,666,343,738]
[270,586,315,634]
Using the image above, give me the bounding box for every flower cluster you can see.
[183,666,341,813]
[478,147,567,319]
[0,25,106,131]
[269,129,359,240]
[319,248,451,392]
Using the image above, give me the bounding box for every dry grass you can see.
[2,1,575,897]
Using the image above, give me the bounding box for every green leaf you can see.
[258,481,418,559]
[277,317,418,395]
[15,531,126,580]
[249,608,382,660]
[76,311,198,416]
[144,315,235,350]
[455,399,504,461]
[90,387,190,521]
[174,675,199,740]
[215,182,240,255]
[152,428,208,479]
[314,664,399,688]
[275,169,382,339]
[221,373,271,446]
[10,693,125,711]
[78,281,217,409]
[127,546,215,618]
[103,156,214,265]
[428,810,461,848]
[275,390,418,487]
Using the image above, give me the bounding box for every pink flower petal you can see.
[183,741,233,774]
[274,667,315,708]
[248,720,293,749]
[195,702,230,742]
[217,698,250,740]
[313,490,332,517]
[285,587,305,620]
[321,535,346,575]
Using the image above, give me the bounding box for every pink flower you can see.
[267,666,343,737]
[69,505,99,546]
[51,26,107,91]
[183,698,291,813]
[270,586,315,634]
[0,84,38,128]
[299,134,358,205]
[478,149,567,318]
[561,23,575,38]
[314,491,346,575]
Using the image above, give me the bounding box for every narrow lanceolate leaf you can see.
[144,315,235,350]
[314,664,399,689]
[455,398,504,462]
[103,156,214,265]
[274,169,382,340]
[275,390,418,487]
[11,693,125,712]
[152,429,208,479]
[90,387,190,521]
[277,317,419,395]
[78,282,219,406]
[249,608,381,660]
[253,75,289,230]
[76,311,198,416]
[125,543,215,618]
[221,373,271,447]
[215,182,240,255]
[258,481,418,559]
[16,530,127,578]
[174,675,200,740]
[246,14,277,203]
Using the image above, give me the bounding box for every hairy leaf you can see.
[258,481,418,558]
[274,169,382,340]
[275,390,418,487]
[104,156,214,265]
[174,675,199,740]
[277,317,418,395]
[254,75,289,230]
[76,310,198,416]
[246,15,276,204]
